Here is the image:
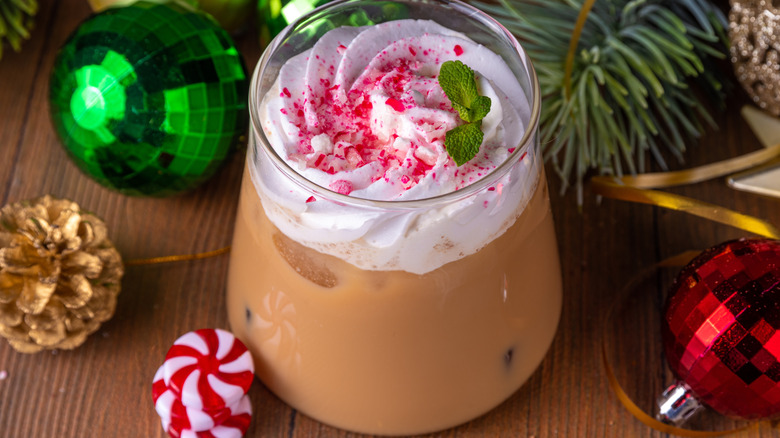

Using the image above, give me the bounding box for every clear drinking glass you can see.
[226,0,562,435]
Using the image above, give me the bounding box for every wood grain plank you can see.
[0,0,62,205]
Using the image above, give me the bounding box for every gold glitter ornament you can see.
[0,195,123,353]
[730,0,780,116]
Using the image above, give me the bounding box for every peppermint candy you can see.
[152,329,254,437]
[163,329,254,411]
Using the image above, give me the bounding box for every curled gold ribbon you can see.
[591,143,780,240]
[591,179,780,239]
[125,246,231,266]
[564,0,597,99]
[599,143,780,189]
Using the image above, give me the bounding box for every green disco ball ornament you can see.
[49,1,249,196]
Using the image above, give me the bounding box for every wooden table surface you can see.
[1,1,779,437]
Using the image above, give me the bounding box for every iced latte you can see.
[227,1,562,435]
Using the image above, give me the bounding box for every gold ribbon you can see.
[125,246,231,266]
[590,143,780,240]
[591,179,780,239]
[564,0,597,98]
[600,144,780,189]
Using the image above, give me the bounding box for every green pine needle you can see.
[472,0,728,201]
[0,0,38,60]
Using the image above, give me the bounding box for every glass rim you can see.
[248,0,542,210]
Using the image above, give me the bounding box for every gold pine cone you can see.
[0,195,124,353]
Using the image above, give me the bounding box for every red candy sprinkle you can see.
[453,45,463,56]
[385,98,405,113]
[329,180,353,195]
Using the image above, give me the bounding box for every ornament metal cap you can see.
[656,381,703,425]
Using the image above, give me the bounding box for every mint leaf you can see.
[438,60,492,166]
[439,60,481,122]
[445,122,484,166]
[470,95,491,122]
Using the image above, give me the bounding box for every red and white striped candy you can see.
[163,329,254,411]
[154,365,233,432]
[171,394,252,438]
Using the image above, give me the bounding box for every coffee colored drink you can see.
[227,1,562,434]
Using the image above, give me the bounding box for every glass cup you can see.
[226,0,562,434]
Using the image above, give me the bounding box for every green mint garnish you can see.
[438,60,492,166]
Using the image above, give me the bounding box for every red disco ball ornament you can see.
[659,238,780,424]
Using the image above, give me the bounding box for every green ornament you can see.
[49,1,249,197]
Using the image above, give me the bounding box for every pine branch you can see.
[0,0,38,60]
[473,0,728,200]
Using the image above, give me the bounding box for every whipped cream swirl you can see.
[252,19,538,274]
